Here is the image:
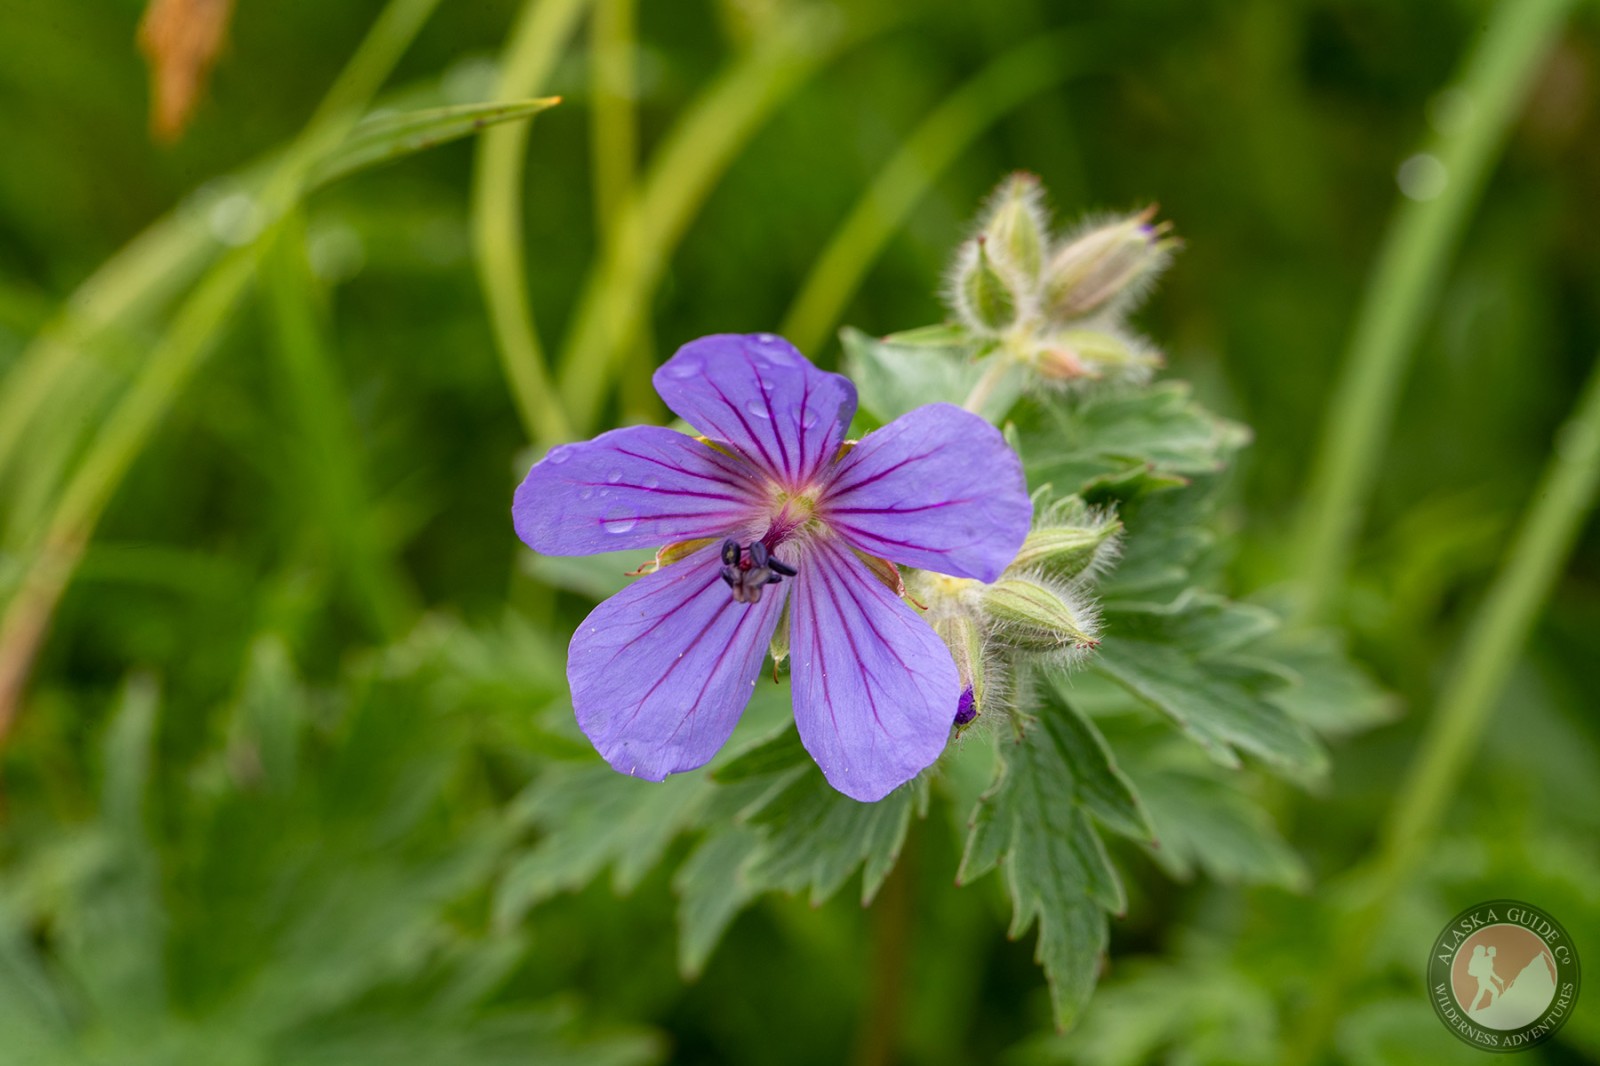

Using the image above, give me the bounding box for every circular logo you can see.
[1428,899,1581,1052]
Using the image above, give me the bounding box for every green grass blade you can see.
[471,0,593,447]
[1290,0,1576,620]
[780,29,1104,357]
[309,98,562,188]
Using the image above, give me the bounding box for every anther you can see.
[717,538,798,604]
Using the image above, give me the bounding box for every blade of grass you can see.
[555,7,883,438]
[471,0,592,448]
[262,217,417,642]
[0,0,444,744]
[779,29,1102,357]
[1290,0,1575,620]
[588,0,659,426]
[1289,349,1600,1061]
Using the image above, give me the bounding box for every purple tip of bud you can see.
[954,687,977,727]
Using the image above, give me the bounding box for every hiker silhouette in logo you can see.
[1468,944,1505,1011]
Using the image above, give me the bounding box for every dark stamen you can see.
[717,539,798,604]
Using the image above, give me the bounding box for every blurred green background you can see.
[1,0,1597,1062]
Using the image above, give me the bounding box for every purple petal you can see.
[820,402,1031,581]
[653,334,857,489]
[514,425,766,555]
[788,537,958,801]
[569,543,787,780]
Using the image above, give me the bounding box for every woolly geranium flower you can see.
[514,334,1030,801]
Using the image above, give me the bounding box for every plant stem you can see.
[780,29,1102,358]
[555,8,871,437]
[588,0,659,427]
[1290,0,1573,621]
[0,0,442,744]
[1289,350,1600,1062]
[962,354,1014,419]
[262,220,416,641]
[471,0,591,449]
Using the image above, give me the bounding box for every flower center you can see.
[718,538,798,604]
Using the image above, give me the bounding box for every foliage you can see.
[1,0,1598,1063]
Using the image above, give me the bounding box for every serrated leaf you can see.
[1131,764,1308,890]
[1013,383,1248,495]
[672,824,765,979]
[495,765,711,927]
[1092,593,1326,778]
[308,99,562,189]
[1039,684,1154,843]
[1259,630,1399,737]
[957,701,1133,1031]
[840,326,1019,424]
[743,769,925,906]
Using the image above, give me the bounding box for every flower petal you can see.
[569,542,787,780]
[820,402,1030,581]
[653,334,857,488]
[514,425,765,555]
[788,537,958,801]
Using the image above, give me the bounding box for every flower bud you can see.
[1044,206,1174,322]
[932,612,986,731]
[1006,518,1121,583]
[980,576,1099,651]
[1036,328,1162,384]
[951,237,1020,335]
[978,172,1048,283]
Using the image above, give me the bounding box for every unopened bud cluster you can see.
[909,499,1119,733]
[945,173,1176,387]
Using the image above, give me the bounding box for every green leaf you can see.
[308,99,563,189]
[957,698,1133,1031]
[743,769,925,906]
[495,765,712,927]
[1130,762,1308,890]
[1258,629,1399,737]
[673,824,765,979]
[1013,382,1248,496]
[1092,593,1327,778]
[841,326,1019,424]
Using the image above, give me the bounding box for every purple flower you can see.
[513,334,1030,801]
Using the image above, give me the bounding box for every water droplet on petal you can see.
[744,399,772,420]
[643,475,661,489]
[607,469,624,483]
[664,358,701,379]
[578,487,595,501]
[801,409,820,429]
[755,333,778,344]
[602,507,638,534]
[546,446,573,465]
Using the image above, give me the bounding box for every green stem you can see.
[588,0,659,426]
[1290,350,1600,1062]
[471,0,592,448]
[555,8,869,436]
[780,29,1102,357]
[1291,0,1573,620]
[0,0,442,742]
[262,220,416,641]
[961,354,1014,419]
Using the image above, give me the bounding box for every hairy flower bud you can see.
[933,612,986,731]
[981,576,1099,651]
[978,172,1048,283]
[1036,328,1162,384]
[951,236,1020,335]
[1007,518,1121,584]
[1044,206,1175,322]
